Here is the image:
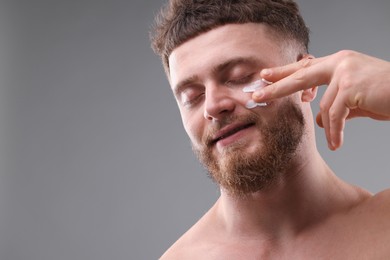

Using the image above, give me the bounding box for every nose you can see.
[203,85,236,121]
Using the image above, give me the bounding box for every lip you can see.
[210,122,255,146]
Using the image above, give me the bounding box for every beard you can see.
[193,99,305,197]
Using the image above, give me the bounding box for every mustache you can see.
[203,113,261,147]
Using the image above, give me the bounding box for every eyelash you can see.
[226,74,254,86]
[182,93,204,108]
[181,74,254,108]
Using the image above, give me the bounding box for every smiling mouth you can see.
[211,123,255,145]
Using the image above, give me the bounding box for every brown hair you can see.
[150,0,309,74]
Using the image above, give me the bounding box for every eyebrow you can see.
[212,57,260,75]
[173,56,262,97]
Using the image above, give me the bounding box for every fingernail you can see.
[261,69,271,76]
[253,90,264,100]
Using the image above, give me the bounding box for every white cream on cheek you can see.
[242,78,271,109]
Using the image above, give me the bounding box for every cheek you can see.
[180,110,203,144]
[235,87,262,108]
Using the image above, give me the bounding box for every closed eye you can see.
[226,74,255,86]
[182,93,204,108]
[181,88,205,108]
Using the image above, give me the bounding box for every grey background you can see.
[0,0,389,259]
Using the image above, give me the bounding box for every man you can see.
[151,0,390,258]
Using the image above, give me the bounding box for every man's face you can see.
[168,23,305,196]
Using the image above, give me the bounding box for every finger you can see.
[320,108,332,150]
[260,56,327,82]
[318,80,339,150]
[316,113,323,128]
[321,103,390,124]
[346,109,390,121]
[328,92,350,150]
[253,58,331,102]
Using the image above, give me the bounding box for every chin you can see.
[193,99,306,197]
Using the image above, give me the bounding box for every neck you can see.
[215,151,367,241]
[212,104,371,242]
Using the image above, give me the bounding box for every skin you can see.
[162,23,390,259]
[253,51,390,150]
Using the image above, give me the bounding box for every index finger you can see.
[253,56,330,102]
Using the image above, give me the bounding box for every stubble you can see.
[193,99,305,197]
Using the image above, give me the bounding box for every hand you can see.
[252,50,390,150]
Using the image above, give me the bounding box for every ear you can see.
[298,54,318,103]
[301,86,318,102]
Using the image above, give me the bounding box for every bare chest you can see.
[192,220,390,260]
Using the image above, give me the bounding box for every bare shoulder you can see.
[334,188,390,258]
[372,188,390,202]
[300,189,390,259]
[360,188,390,215]
[160,205,218,260]
[341,188,390,230]
[159,229,199,260]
